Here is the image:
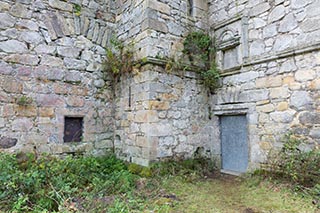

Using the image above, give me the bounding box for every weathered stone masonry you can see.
[0,0,115,155]
[1,0,319,171]
[209,0,320,168]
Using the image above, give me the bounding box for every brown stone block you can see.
[283,76,295,85]
[4,54,39,66]
[255,77,267,88]
[277,102,288,111]
[256,100,270,106]
[256,75,282,88]
[268,76,283,87]
[141,19,168,33]
[70,85,89,96]
[148,0,170,14]
[136,136,148,147]
[160,93,178,101]
[270,87,289,99]
[15,105,37,117]
[310,79,320,90]
[120,120,130,127]
[39,107,55,118]
[148,100,170,110]
[259,141,272,150]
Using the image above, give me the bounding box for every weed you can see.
[266,133,320,187]
[0,153,137,212]
[16,95,33,106]
[103,37,135,77]
[261,132,320,208]
[73,4,81,16]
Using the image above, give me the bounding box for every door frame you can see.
[212,105,252,174]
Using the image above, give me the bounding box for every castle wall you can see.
[1,0,319,170]
[0,0,115,155]
[209,0,320,168]
[114,64,215,166]
[112,0,214,165]
[114,0,208,59]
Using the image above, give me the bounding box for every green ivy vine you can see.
[183,31,220,92]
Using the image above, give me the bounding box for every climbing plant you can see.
[182,31,220,92]
[104,37,135,77]
[183,31,211,66]
[103,32,220,92]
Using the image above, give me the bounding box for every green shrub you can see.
[263,133,320,208]
[0,153,137,212]
[266,133,320,187]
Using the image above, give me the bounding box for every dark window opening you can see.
[188,0,193,16]
[64,117,83,142]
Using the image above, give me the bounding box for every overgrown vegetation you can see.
[103,37,135,78]
[0,151,317,212]
[262,133,320,208]
[0,152,213,212]
[103,32,220,92]
[182,31,220,92]
[0,153,137,212]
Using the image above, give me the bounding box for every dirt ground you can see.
[156,173,319,213]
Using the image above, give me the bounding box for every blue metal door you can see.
[220,115,248,173]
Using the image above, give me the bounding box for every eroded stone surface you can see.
[0,137,18,149]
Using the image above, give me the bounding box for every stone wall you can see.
[1,0,319,170]
[208,0,320,168]
[114,64,215,166]
[0,0,115,155]
[114,0,208,59]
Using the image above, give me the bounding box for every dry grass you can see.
[152,174,318,213]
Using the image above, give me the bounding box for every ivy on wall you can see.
[183,31,220,92]
[103,32,220,92]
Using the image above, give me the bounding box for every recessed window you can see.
[64,117,83,142]
[223,47,239,69]
[188,0,193,16]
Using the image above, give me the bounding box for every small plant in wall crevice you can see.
[103,36,135,79]
[16,95,33,106]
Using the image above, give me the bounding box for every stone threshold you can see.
[220,169,244,176]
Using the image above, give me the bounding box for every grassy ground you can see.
[0,153,318,212]
[107,173,318,213]
[158,174,318,213]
